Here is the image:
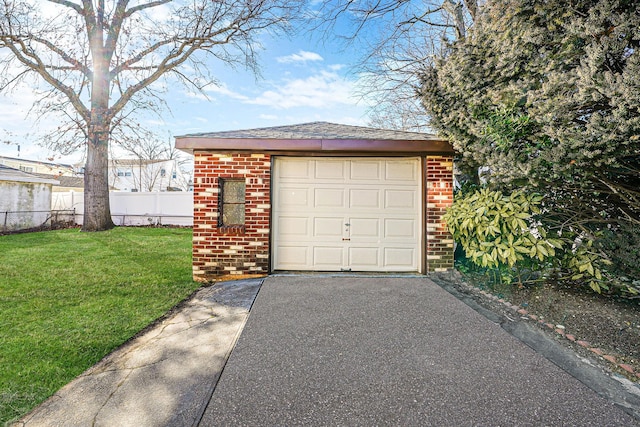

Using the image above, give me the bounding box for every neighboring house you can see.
[109,158,191,192]
[0,155,76,176]
[0,164,58,232]
[175,121,455,281]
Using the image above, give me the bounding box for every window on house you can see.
[19,166,34,173]
[160,168,166,177]
[124,170,132,177]
[172,171,177,179]
[220,179,245,226]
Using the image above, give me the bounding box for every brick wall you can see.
[192,152,271,281]
[425,155,454,272]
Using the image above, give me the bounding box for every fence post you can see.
[2,211,7,232]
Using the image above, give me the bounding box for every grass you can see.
[0,227,199,425]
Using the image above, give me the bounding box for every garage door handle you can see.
[342,238,350,241]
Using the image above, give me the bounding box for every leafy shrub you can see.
[596,224,640,278]
[444,188,562,268]
[445,188,638,298]
[595,224,640,297]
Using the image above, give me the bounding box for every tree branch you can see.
[1,39,90,122]
[124,0,172,18]
[26,35,92,78]
[46,0,83,15]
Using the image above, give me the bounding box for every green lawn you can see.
[0,227,199,424]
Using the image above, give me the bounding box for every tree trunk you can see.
[83,125,115,231]
[442,0,466,39]
[83,12,115,232]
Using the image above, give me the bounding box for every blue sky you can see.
[167,34,373,135]
[0,21,373,165]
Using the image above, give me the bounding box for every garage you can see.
[175,121,455,281]
[272,157,421,272]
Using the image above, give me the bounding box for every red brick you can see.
[193,152,271,280]
[425,155,454,272]
[619,364,635,374]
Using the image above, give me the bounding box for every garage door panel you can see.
[278,216,309,238]
[349,247,379,267]
[384,219,416,239]
[349,188,381,209]
[386,160,418,181]
[276,246,309,267]
[314,188,346,208]
[349,218,380,239]
[279,159,311,180]
[383,247,416,268]
[313,247,344,268]
[314,217,345,238]
[350,160,381,180]
[279,188,309,207]
[315,160,346,180]
[384,189,416,209]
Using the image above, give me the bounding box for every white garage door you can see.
[272,157,421,272]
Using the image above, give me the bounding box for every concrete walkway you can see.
[15,279,262,427]
[15,276,640,426]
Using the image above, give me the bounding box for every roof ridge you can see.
[177,121,438,140]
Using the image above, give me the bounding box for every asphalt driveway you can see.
[201,276,638,426]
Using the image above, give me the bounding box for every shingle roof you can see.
[176,122,453,154]
[32,173,84,188]
[111,158,168,166]
[181,121,440,141]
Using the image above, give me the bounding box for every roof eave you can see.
[175,137,454,155]
[0,176,59,185]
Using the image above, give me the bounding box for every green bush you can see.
[595,224,640,297]
[445,188,638,298]
[444,188,562,268]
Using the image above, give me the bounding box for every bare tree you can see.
[113,131,191,192]
[314,0,478,131]
[0,0,300,230]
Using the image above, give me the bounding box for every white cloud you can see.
[204,83,249,101]
[276,50,324,64]
[145,119,168,126]
[0,84,63,139]
[258,114,279,120]
[246,70,357,109]
[182,82,250,102]
[184,91,209,101]
[145,3,173,22]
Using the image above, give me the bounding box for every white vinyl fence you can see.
[52,191,194,226]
